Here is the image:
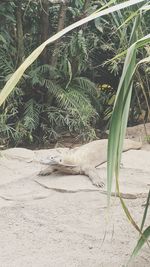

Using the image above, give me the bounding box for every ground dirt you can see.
[0,123,150,267]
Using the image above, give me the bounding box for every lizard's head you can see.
[40,154,63,165]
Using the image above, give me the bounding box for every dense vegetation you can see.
[0,0,149,146]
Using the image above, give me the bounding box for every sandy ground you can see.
[0,127,150,266]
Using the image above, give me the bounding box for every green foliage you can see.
[0,0,149,147]
[58,30,89,76]
[0,61,98,145]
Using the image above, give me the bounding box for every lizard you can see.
[39,139,142,187]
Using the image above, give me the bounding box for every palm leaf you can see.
[24,99,41,130]
[73,77,97,96]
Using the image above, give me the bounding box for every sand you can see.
[0,136,150,266]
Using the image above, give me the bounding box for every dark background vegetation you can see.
[0,0,149,147]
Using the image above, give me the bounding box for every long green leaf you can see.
[116,177,142,234]
[107,33,150,205]
[107,44,137,203]
[127,226,150,266]
[140,190,150,232]
[0,0,146,106]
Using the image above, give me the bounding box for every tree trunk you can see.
[51,2,68,67]
[40,0,50,64]
[16,0,24,66]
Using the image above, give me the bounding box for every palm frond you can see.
[73,77,97,96]
[24,99,41,131]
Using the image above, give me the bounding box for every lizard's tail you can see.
[123,139,142,152]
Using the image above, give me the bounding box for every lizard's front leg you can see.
[82,167,105,187]
[38,166,56,176]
